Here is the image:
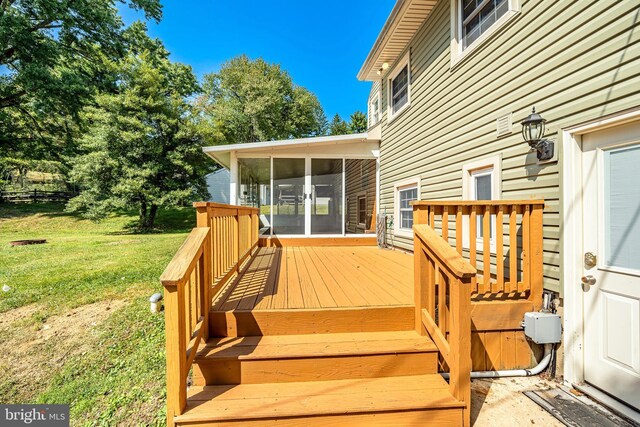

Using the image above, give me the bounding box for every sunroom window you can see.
[462,0,510,49]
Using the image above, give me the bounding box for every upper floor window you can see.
[388,52,411,121]
[462,0,509,48]
[451,0,519,66]
[368,89,381,127]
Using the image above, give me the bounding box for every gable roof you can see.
[358,0,437,81]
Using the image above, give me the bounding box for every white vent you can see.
[496,113,513,137]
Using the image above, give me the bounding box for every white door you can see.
[582,120,640,410]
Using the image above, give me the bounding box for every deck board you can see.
[212,246,414,311]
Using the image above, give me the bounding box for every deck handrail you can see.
[160,227,211,425]
[413,224,474,427]
[162,203,261,426]
[412,200,544,309]
[193,202,260,298]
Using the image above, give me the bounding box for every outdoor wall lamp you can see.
[521,107,554,161]
[376,62,390,76]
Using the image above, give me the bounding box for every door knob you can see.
[581,275,596,286]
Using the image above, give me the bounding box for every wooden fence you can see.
[0,190,74,203]
[160,203,259,425]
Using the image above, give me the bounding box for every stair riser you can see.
[193,352,437,385]
[209,307,415,337]
[176,408,463,427]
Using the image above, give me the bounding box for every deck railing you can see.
[412,200,544,309]
[160,227,211,425]
[161,203,260,426]
[414,224,475,427]
[194,202,260,297]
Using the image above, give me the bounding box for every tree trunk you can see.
[139,201,147,229]
[146,204,158,229]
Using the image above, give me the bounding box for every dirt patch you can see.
[0,303,41,326]
[472,376,564,426]
[0,300,128,403]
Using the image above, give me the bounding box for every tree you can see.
[349,111,368,133]
[329,114,349,135]
[195,55,327,144]
[66,28,212,229]
[0,0,162,160]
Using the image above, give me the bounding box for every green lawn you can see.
[0,203,194,426]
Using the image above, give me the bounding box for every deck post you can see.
[164,283,186,427]
[529,203,544,310]
[449,276,472,427]
[413,204,428,335]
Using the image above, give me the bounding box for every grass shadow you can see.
[109,207,196,235]
[1,201,196,235]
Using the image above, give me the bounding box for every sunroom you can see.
[202,132,380,243]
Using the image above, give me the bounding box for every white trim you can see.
[387,51,411,123]
[368,86,382,128]
[375,156,381,233]
[204,133,372,153]
[269,156,274,237]
[393,176,421,238]
[342,158,346,236]
[229,151,238,205]
[560,107,640,390]
[450,0,520,69]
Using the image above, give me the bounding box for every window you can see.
[368,89,381,127]
[462,0,509,48]
[393,176,420,237]
[388,53,411,121]
[471,168,493,238]
[451,0,519,66]
[357,194,367,227]
[462,155,501,249]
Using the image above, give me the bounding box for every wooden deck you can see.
[212,246,414,311]
[162,201,545,426]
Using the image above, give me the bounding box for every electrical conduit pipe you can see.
[441,344,553,379]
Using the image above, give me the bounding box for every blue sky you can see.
[120,1,396,120]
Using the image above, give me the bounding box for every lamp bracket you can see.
[533,139,554,161]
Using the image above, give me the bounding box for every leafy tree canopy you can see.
[0,0,162,160]
[349,111,367,133]
[195,55,327,144]
[329,113,349,136]
[66,27,211,229]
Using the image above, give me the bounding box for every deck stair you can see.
[174,314,466,426]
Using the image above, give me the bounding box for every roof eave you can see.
[357,0,407,81]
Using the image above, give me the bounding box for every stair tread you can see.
[196,331,437,361]
[176,374,463,423]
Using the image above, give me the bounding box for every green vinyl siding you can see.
[378,0,640,293]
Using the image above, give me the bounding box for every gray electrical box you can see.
[523,312,562,344]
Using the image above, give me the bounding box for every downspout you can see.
[441,344,553,380]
